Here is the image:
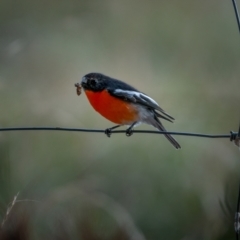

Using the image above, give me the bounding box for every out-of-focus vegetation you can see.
[0,0,240,239]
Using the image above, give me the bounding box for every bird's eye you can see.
[90,79,97,87]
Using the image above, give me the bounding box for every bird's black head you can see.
[81,72,138,92]
[81,73,107,92]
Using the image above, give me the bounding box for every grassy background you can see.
[0,1,240,239]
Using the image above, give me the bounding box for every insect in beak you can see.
[74,82,82,96]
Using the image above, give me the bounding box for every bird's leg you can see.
[126,122,137,137]
[105,125,122,137]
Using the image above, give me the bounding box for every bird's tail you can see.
[149,116,181,149]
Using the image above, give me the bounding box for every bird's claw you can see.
[105,128,112,138]
[126,128,133,137]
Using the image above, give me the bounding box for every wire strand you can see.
[0,127,235,139]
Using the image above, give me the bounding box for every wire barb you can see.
[230,131,240,141]
[230,122,240,147]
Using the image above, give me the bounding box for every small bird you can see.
[75,73,181,149]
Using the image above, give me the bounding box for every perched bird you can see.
[75,73,181,149]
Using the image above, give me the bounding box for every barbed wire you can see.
[0,126,239,140]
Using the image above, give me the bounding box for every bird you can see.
[75,72,181,149]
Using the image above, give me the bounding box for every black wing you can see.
[108,88,175,122]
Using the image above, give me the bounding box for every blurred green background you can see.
[0,0,240,239]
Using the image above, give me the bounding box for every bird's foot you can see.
[125,122,137,137]
[104,125,121,137]
[126,128,133,137]
[105,128,112,138]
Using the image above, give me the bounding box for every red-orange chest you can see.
[84,89,139,124]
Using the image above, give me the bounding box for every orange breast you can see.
[84,89,139,124]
